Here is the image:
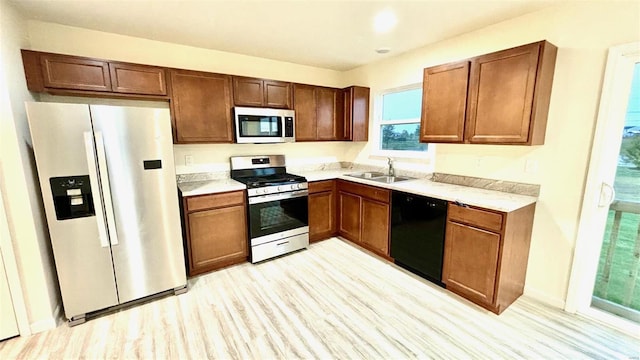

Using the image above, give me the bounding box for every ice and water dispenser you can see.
[49,175,95,220]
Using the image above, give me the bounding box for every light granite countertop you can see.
[293,170,536,212]
[178,169,537,212]
[178,178,245,197]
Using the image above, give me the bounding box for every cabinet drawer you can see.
[338,180,390,203]
[186,191,244,212]
[308,180,335,194]
[448,203,503,232]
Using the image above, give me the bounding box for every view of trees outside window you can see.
[379,87,427,152]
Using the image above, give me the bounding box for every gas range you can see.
[230,155,309,263]
[234,172,308,197]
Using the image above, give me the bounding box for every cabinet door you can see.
[264,80,292,109]
[233,77,264,107]
[338,191,361,242]
[361,199,390,255]
[420,62,469,143]
[187,205,247,275]
[344,86,370,141]
[443,221,500,305]
[109,63,167,95]
[466,43,541,144]
[309,190,335,242]
[293,84,317,141]
[40,54,111,92]
[170,70,234,143]
[316,87,338,140]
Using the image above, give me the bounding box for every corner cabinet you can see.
[232,76,292,109]
[337,180,390,258]
[182,191,248,276]
[170,69,234,143]
[442,202,536,314]
[420,41,557,145]
[308,180,337,242]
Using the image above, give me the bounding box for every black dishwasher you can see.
[390,191,447,287]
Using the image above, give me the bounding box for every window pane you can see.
[382,88,422,121]
[380,123,427,151]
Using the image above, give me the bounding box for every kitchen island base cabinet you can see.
[442,202,536,314]
[337,180,390,258]
[183,191,248,276]
[308,180,337,242]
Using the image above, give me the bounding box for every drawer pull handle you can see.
[277,241,290,246]
[454,200,468,208]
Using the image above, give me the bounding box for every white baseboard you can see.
[29,304,62,334]
[523,287,566,309]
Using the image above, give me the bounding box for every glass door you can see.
[591,63,640,322]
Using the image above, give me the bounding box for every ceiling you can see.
[10,0,562,71]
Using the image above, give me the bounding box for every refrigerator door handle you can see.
[83,132,110,248]
[94,131,119,246]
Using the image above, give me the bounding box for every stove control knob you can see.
[278,186,284,191]
[291,184,298,190]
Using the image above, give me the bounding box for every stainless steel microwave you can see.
[234,107,295,144]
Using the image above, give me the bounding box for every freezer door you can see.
[90,105,186,303]
[25,102,119,319]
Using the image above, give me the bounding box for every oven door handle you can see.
[248,190,308,204]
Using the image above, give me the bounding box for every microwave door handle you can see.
[94,131,119,246]
[83,132,110,248]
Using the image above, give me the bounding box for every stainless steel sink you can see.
[345,171,386,179]
[369,175,415,183]
[346,172,415,183]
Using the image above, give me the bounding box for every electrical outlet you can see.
[185,155,194,166]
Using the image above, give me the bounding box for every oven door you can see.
[248,190,308,244]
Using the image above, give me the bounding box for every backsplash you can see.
[432,173,540,197]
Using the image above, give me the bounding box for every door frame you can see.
[565,42,640,336]
[0,186,31,337]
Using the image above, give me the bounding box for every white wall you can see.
[26,21,367,171]
[344,1,640,306]
[0,0,60,332]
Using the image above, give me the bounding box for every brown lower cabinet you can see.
[308,180,337,242]
[336,180,390,258]
[442,202,536,314]
[182,190,248,276]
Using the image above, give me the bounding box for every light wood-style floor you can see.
[1,238,638,359]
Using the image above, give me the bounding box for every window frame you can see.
[371,83,435,160]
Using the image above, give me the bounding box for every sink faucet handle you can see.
[387,157,394,176]
[387,157,393,165]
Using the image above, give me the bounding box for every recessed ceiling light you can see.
[375,47,391,54]
[373,10,397,33]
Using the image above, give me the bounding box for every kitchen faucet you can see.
[387,157,394,177]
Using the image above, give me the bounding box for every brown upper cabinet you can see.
[294,84,370,142]
[343,86,370,141]
[22,50,167,96]
[294,84,344,141]
[232,76,292,109]
[170,69,234,143]
[420,41,557,145]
